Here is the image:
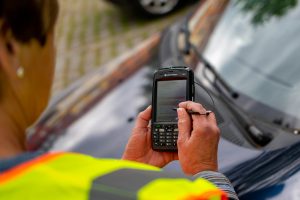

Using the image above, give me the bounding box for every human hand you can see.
[122,106,178,168]
[177,101,220,175]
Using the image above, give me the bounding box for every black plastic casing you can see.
[151,66,194,151]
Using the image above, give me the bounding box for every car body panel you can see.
[50,67,150,158]
[28,0,300,198]
[204,1,300,131]
[198,1,300,198]
[48,65,263,172]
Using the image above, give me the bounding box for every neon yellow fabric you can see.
[138,178,225,200]
[0,153,158,200]
[0,153,226,200]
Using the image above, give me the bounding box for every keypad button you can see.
[153,124,179,149]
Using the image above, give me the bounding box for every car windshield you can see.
[203,0,300,130]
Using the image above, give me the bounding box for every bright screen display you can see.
[156,80,186,122]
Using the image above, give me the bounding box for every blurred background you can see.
[29,1,300,198]
[53,0,197,96]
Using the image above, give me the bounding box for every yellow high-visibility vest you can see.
[0,152,227,200]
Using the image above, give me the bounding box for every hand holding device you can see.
[177,101,220,175]
[151,66,194,151]
[124,66,219,172]
[123,102,220,174]
[122,106,178,168]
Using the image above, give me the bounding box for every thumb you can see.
[177,108,191,144]
[135,105,152,129]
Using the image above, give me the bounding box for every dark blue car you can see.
[28,0,300,199]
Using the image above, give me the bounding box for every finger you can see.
[179,101,206,114]
[162,152,179,161]
[173,153,179,160]
[191,113,220,140]
[207,111,218,124]
[179,101,208,128]
[170,152,179,161]
[177,108,192,144]
[135,106,152,129]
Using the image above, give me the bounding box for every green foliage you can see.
[236,0,298,25]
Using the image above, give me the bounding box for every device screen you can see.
[155,80,187,122]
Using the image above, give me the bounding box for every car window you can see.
[203,0,300,129]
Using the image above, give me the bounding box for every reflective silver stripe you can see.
[89,168,192,200]
[195,171,239,200]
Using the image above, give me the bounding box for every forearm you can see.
[195,171,239,200]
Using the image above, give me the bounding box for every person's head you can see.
[0,0,59,129]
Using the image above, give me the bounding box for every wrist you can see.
[183,163,218,175]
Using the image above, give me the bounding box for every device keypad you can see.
[153,124,178,149]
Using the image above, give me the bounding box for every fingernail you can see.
[177,108,184,116]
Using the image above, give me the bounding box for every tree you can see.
[236,0,298,25]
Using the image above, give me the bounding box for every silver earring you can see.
[17,66,24,78]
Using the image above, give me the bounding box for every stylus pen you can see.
[187,110,212,116]
[172,108,212,116]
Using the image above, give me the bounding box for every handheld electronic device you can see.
[151,66,194,151]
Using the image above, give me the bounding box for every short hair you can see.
[0,0,59,46]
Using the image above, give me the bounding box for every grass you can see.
[95,47,102,67]
[79,13,89,46]
[63,57,70,88]
[93,12,102,42]
[78,51,86,76]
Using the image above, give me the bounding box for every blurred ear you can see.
[0,27,21,81]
